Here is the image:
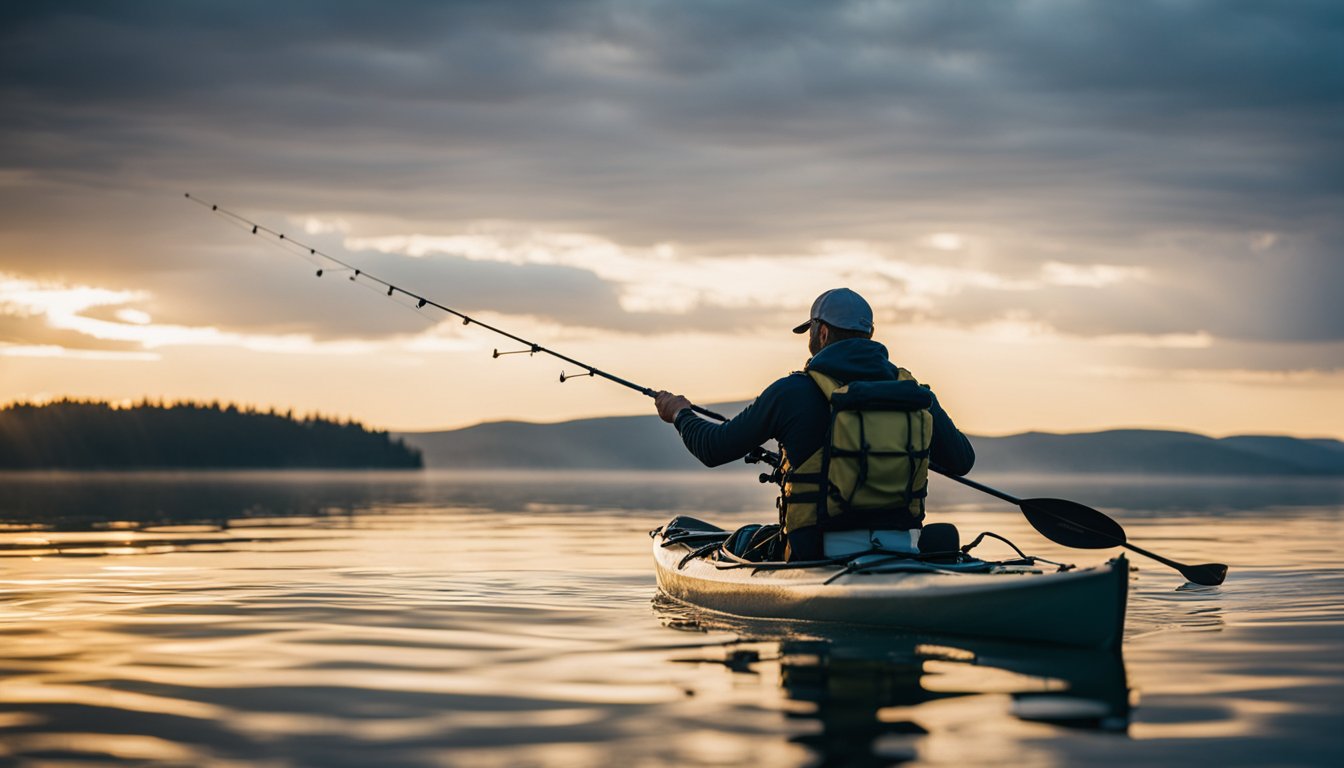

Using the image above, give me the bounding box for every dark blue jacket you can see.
[673,339,975,556]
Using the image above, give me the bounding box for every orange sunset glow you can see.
[2,4,1340,439]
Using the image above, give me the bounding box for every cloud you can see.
[4,2,1337,227]
[0,274,148,353]
[935,228,1344,345]
[0,0,1339,357]
[0,313,146,355]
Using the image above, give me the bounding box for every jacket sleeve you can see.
[671,380,789,468]
[928,391,975,476]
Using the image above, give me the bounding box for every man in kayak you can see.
[654,287,975,561]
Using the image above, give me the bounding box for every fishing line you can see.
[187,195,442,325]
[183,193,757,434]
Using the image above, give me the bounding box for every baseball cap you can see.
[791,288,874,334]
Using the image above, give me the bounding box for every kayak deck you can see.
[652,517,1129,650]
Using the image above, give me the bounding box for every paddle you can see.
[932,465,1228,586]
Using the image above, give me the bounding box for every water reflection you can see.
[0,471,1339,766]
[656,596,1131,765]
[5,471,1339,532]
[0,470,777,530]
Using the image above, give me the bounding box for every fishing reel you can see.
[746,447,783,484]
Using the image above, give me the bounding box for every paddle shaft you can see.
[932,465,1227,585]
[929,465,1020,504]
[932,463,1132,549]
[1119,541,1193,571]
[663,386,1223,584]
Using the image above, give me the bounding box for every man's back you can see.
[671,338,975,559]
[673,338,974,477]
[654,289,975,561]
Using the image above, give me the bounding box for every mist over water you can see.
[1,471,1340,766]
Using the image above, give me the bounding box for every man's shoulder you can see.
[760,370,824,401]
[769,369,814,386]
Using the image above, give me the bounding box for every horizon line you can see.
[7,395,1341,443]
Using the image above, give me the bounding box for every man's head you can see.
[792,288,873,354]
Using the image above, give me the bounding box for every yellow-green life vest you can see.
[779,368,934,536]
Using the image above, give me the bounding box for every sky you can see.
[1,1,1342,438]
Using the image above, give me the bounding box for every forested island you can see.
[0,400,422,469]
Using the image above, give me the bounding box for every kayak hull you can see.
[653,526,1129,650]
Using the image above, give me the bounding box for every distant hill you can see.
[0,400,422,469]
[399,409,1344,476]
[970,430,1344,476]
[403,414,729,472]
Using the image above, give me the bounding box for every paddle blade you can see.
[1181,562,1228,586]
[1020,498,1127,550]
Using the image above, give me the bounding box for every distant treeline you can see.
[0,400,422,469]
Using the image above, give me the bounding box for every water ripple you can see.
[0,472,1340,766]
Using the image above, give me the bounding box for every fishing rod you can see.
[183,193,773,458]
[189,193,1225,582]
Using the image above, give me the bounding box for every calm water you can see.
[1,471,1341,767]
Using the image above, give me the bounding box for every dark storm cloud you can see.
[0,1,1340,345]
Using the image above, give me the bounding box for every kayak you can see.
[652,516,1129,650]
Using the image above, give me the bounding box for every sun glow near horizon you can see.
[3,260,1341,440]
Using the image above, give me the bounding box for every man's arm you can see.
[672,402,778,467]
[928,391,975,476]
[654,378,800,468]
